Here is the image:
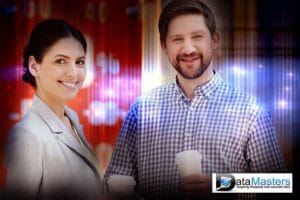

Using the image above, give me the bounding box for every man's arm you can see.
[246,106,286,172]
[104,101,139,192]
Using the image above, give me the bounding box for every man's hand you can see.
[182,174,211,200]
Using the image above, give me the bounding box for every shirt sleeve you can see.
[246,106,286,172]
[104,100,139,191]
[4,125,43,199]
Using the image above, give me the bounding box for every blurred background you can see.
[0,0,298,196]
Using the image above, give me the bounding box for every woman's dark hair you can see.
[22,19,87,88]
[158,0,217,47]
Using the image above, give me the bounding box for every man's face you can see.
[163,14,219,80]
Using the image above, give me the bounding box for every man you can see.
[104,0,286,199]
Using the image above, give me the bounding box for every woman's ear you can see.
[28,56,39,77]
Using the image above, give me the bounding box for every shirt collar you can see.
[174,71,223,100]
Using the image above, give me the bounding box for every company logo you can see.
[216,174,235,191]
[212,173,293,193]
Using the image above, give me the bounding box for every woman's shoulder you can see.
[8,109,47,139]
[5,112,44,157]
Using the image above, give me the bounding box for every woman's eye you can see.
[76,60,85,65]
[55,59,66,64]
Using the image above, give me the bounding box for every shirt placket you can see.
[183,98,197,150]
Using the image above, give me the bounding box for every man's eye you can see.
[173,38,182,42]
[193,35,202,39]
[55,59,66,64]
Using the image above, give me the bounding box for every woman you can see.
[4,19,102,200]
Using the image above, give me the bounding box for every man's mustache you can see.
[176,53,203,61]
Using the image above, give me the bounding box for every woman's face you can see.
[31,37,86,104]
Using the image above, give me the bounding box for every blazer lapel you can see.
[56,110,99,174]
[63,109,101,178]
[31,95,99,174]
[65,108,94,153]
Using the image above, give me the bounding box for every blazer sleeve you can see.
[4,125,43,199]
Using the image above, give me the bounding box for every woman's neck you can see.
[36,91,66,120]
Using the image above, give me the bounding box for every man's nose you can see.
[181,39,196,55]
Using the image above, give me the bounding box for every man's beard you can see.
[174,53,211,80]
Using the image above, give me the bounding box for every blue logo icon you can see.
[220,176,232,188]
[216,174,235,191]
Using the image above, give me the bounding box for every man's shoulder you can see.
[218,82,266,112]
[139,83,175,101]
[126,83,175,111]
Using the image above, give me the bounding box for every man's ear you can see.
[161,41,168,55]
[211,31,220,50]
[28,56,39,77]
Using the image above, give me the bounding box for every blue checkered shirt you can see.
[104,72,286,199]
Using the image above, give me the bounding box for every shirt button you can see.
[185,132,192,136]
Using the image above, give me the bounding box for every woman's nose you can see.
[65,63,77,77]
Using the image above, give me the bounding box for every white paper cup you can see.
[175,150,202,177]
[108,175,136,195]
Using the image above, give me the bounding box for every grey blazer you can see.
[4,95,102,200]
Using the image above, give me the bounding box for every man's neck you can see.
[177,67,214,99]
